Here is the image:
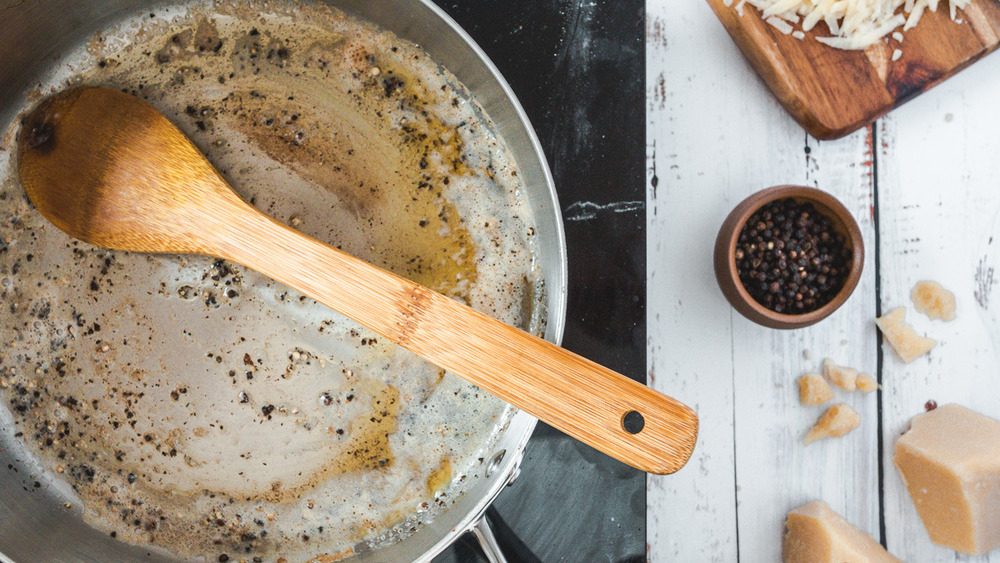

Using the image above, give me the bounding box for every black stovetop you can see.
[433,2,646,562]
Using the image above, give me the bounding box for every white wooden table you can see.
[645,2,1000,561]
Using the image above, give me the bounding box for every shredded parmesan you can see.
[735,0,969,50]
[767,15,796,34]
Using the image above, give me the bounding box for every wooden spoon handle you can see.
[213,206,698,475]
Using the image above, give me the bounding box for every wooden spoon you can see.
[17,86,698,475]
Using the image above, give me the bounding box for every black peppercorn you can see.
[734,198,851,314]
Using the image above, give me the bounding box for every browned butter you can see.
[0,1,544,560]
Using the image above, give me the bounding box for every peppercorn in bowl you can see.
[714,185,864,329]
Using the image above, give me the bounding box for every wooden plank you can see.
[646,1,877,560]
[877,51,1000,563]
[706,0,1000,139]
[646,4,739,560]
[728,122,879,560]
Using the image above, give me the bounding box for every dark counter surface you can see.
[434,2,646,561]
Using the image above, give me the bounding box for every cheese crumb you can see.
[875,307,936,363]
[805,404,860,445]
[856,374,878,393]
[798,373,834,406]
[823,358,858,392]
[911,280,957,321]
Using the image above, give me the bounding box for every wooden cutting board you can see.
[707,1,1000,139]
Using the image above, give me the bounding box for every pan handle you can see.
[470,515,507,563]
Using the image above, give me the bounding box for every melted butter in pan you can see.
[0,1,544,560]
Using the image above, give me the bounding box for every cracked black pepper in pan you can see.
[735,198,852,314]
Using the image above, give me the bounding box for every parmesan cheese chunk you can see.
[823,358,858,392]
[911,280,957,321]
[855,374,878,393]
[875,307,936,363]
[783,501,901,563]
[894,405,1000,555]
[805,404,860,445]
[798,373,834,406]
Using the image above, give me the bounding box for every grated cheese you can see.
[767,15,796,34]
[727,0,970,50]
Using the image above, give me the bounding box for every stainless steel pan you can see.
[0,1,567,561]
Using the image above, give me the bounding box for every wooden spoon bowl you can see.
[18,86,698,475]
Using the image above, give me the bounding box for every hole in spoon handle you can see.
[622,410,645,434]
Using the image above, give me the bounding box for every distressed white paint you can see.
[648,0,1000,560]
[877,52,1000,562]
[646,1,877,561]
[645,4,738,560]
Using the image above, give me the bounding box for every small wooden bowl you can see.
[713,185,864,329]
